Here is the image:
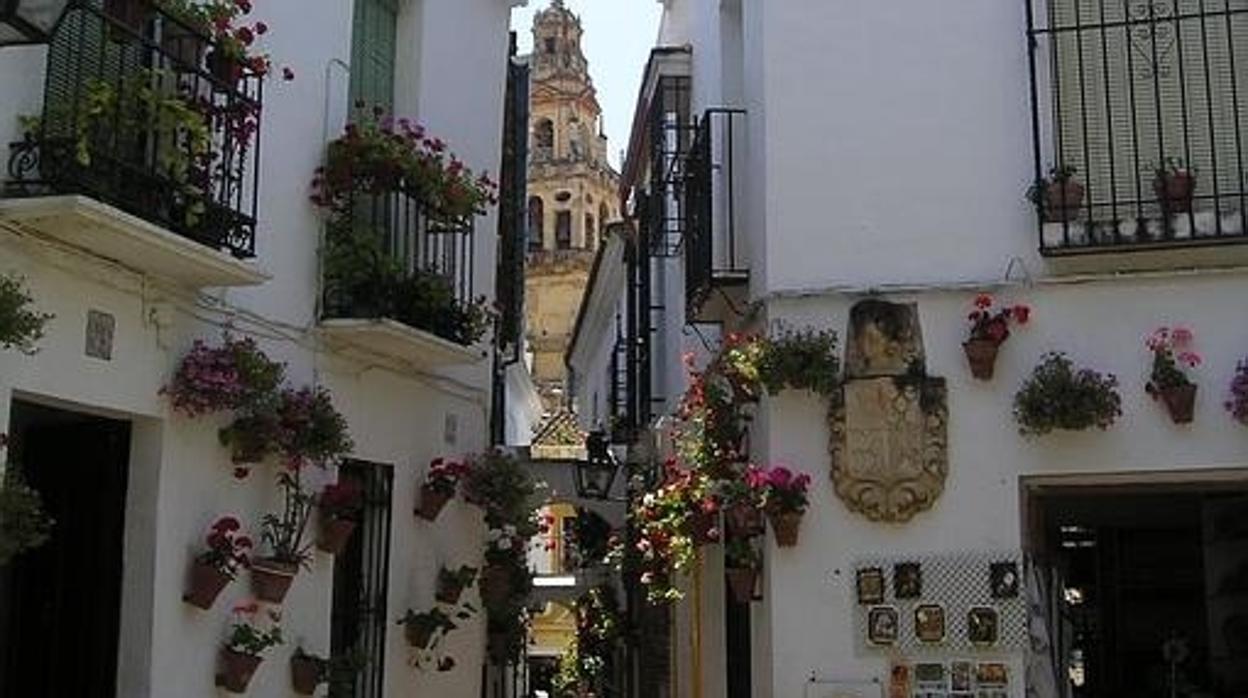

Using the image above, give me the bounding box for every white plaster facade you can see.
[0,0,524,695]
[568,1,1248,697]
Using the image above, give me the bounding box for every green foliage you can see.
[260,471,316,567]
[1014,352,1122,436]
[755,326,841,396]
[0,276,52,354]
[723,537,762,569]
[0,468,53,567]
[553,585,623,697]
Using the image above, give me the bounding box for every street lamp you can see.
[575,430,618,500]
[0,0,71,45]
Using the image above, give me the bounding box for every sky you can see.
[510,0,663,169]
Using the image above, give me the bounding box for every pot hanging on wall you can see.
[725,567,759,603]
[963,338,1001,381]
[251,557,298,603]
[216,649,263,693]
[1160,383,1197,424]
[724,504,765,538]
[768,511,803,548]
[289,654,323,695]
[316,517,357,555]
[415,485,451,521]
[183,560,232,610]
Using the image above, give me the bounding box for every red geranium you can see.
[967,293,1031,346]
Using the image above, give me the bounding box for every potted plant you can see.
[0,466,52,567]
[275,386,354,467]
[317,477,363,555]
[754,326,841,397]
[196,0,280,85]
[165,335,285,418]
[1027,165,1084,223]
[1154,157,1197,214]
[481,527,521,607]
[963,294,1031,380]
[254,471,315,603]
[1014,352,1122,436]
[715,472,766,538]
[184,516,252,609]
[759,465,811,548]
[436,564,479,605]
[217,601,283,693]
[723,538,762,604]
[1145,327,1201,424]
[219,410,280,472]
[397,608,457,650]
[1226,359,1248,426]
[415,457,468,521]
[289,648,326,696]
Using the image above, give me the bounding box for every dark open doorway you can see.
[1026,480,1248,698]
[0,399,131,698]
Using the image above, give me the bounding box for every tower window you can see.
[555,191,572,203]
[544,37,556,53]
[555,211,572,250]
[528,196,545,250]
[534,119,554,159]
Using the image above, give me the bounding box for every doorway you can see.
[1026,479,1248,698]
[0,399,132,697]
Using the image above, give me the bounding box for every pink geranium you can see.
[758,465,811,515]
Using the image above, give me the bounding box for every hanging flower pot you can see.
[1160,383,1197,424]
[768,510,803,548]
[963,338,1001,381]
[251,557,299,603]
[217,649,263,693]
[316,518,357,555]
[183,560,233,610]
[1155,170,1197,213]
[479,564,512,607]
[290,653,323,695]
[415,484,452,521]
[724,504,765,538]
[725,566,759,603]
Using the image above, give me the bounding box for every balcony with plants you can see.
[1,0,284,287]
[1026,0,1248,267]
[312,109,497,368]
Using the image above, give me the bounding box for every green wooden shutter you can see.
[349,0,398,112]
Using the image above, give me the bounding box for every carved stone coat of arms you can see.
[830,300,949,523]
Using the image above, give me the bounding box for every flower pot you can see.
[1155,172,1196,213]
[183,560,232,610]
[725,567,759,603]
[162,21,208,70]
[435,583,465,606]
[404,619,437,649]
[724,504,765,538]
[251,557,298,603]
[415,484,451,521]
[479,564,512,608]
[963,338,1001,381]
[290,654,322,695]
[1160,383,1197,424]
[217,649,263,693]
[317,518,357,555]
[687,511,719,546]
[1044,179,1085,222]
[768,511,803,548]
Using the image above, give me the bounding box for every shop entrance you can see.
[0,399,131,697]
[1026,479,1248,698]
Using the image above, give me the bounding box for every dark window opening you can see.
[528,196,545,251]
[544,37,556,54]
[556,211,572,249]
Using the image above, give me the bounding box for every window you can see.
[1030,0,1248,246]
[599,203,609,236]
[556,211,572,249]
[544,37,556,53]
[534,119,554,159]
[349,0,398,111]
[528,196,545,250]
[586,214,595,245]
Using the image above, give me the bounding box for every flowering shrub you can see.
[553,585,622,697]
[224,601,283,656]
[1014,352,1122,436]
[1144,327,1200,397]
[196,516,253,579]
[632,460,718,602]
[166,336,285,417]
[274,386,353,466]
[319,478,363,522]
[155,0,293,81]
[756,466,812,516]
[1225,360,1248,425]
[966,294,1031,345]
[423,457,471,496]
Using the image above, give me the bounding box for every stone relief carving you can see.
[831,300,948,523]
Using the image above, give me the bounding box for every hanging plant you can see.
[0,275,52,355]
[435,565,478,605]
[274,386,353,466]
[1144,327,1201,424]
[723,538,762,604]
[316,477,363,555]
[1014,352,1122,436]
[756,465,811,548]
[184,516,252,609]
[415,457,470,521]
[713,467,767,539]
[397,605,475,672]
[963,294,1031,380]
[217,601,283,693]
[253,470,315,603]
[165,335,285,417]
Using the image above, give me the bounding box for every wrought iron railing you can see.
[1027,0,1248,253]
[5,1,263,258]
[685,108,747,318]
[646,75,695,258]
[321,186,476,343]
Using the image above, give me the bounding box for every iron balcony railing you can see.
[1026,0,1248,253]
[685,108,747,318]
[5,0,263,258]
[646,75,695,258]
[321,186,476,343]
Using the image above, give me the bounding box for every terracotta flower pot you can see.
[217,649,263,693]
[1160,383,1197,424]
[725,566,759,603]
[290,654,322,695]
[415,484,451,521]
[183,560,232,610]
[479,564,512,607]
[963,338,1001,381]
[435,583,464,606]
[724,504,765,538]
[251,557,298,603]
[1044,179,1085,222]
[768,511,803,548]
[317,518,357,555]
[1155,172,1196,213]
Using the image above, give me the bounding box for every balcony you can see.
[318,186,484,369]
[1027,0,1248,268]
[2,1,265,287]
[685,108,747,319]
